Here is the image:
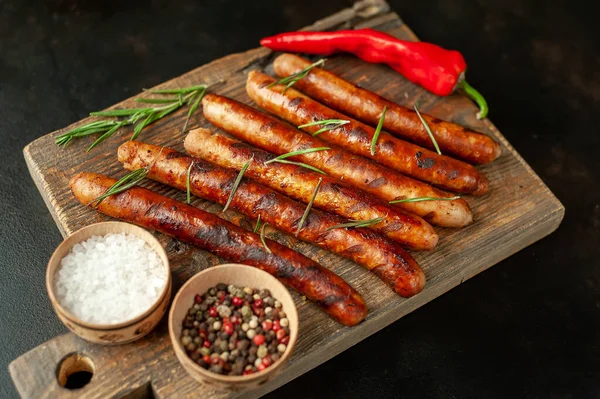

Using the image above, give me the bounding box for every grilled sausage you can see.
[273,54,501,165]
[70,172,367,326]
[247,70,488,195]
[118,141,426,296]
[201,94,473,227]
[182,131,437,250]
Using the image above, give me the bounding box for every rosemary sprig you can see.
[370,105,388,156]
[264,147,329,175]
[414,102,441,155]
[222,155,254,213]
[268,59,326,93]
[55,84,207,151]
[260,223,272,254]
[253,214,262,233]
[298,119,350,136]
[389,195,460,204]
[90,168,149,207]
[186,161,194,204]
[296,178,322,236]
[326,216,386,231]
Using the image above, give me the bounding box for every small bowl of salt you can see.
[46,221,172,345]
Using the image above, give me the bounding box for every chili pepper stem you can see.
[458,80,488,119]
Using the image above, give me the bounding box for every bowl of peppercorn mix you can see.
[168,263,298,389]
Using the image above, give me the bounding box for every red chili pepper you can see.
[260,28,488,119]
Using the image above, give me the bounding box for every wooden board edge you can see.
[23,145,70,238]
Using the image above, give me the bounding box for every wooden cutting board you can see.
[10,0,564,398]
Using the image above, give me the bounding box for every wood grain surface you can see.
[11,0,564,398]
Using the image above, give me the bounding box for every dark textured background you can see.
[1,0,599,397]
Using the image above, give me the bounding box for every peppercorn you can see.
[276,328,286,340]
[253,334,266,346]
[186,342,197,352]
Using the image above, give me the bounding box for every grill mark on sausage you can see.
[288,97,304,109]
[143,202,163,218]
[417,157,436,169]
[260,121,277,132]
[317,295,344,308]
[192,162,216,174]
[166,151,188,160]
[324,152,344,166]
[367,177,387,188]
[341,245,364,255]
[253,192,278,213]
[381,222,403,233]
[194,224,232,248]
[347,126,369,143]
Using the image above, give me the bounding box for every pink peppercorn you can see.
[232,296,244,307]
[253,334,265,346]
[262,355,273,367]
[276,328,286,340]
[262,320,273,331]
[272,320,281,332]
[223,322,234,336]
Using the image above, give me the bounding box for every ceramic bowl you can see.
[169,263,299,390]
[46,221,172,345]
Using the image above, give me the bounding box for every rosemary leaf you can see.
[147,84,208,95]
[326,216,386,231]
[265,147,330,163]
[414,102,441,155]
[296,178,322,236]
[135,97,181,104]
[253,214,262,233]
[186,161,194,204]
[181,88,205,133]
[389,196,460,204]
[87,122,126,151]
[90,108,150,117]
[268,159,327,175]
[260,222,272,254]
[56,84,208,150]
[268,59,326,93]
[222,155,254,213]
[370,105,388,156]
[90,168,149,207]
[298,119,350,136]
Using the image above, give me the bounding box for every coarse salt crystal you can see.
[54,233,168,325]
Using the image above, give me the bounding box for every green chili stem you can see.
[458,80,488,120]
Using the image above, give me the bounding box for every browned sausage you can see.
[273,54,502,165]
[69,172,367,326]
[118,141,426,297]
[247,70,488,195]
[182,130,437,250]
[201,93,473,228]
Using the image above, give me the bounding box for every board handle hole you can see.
[57,353,95,390]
